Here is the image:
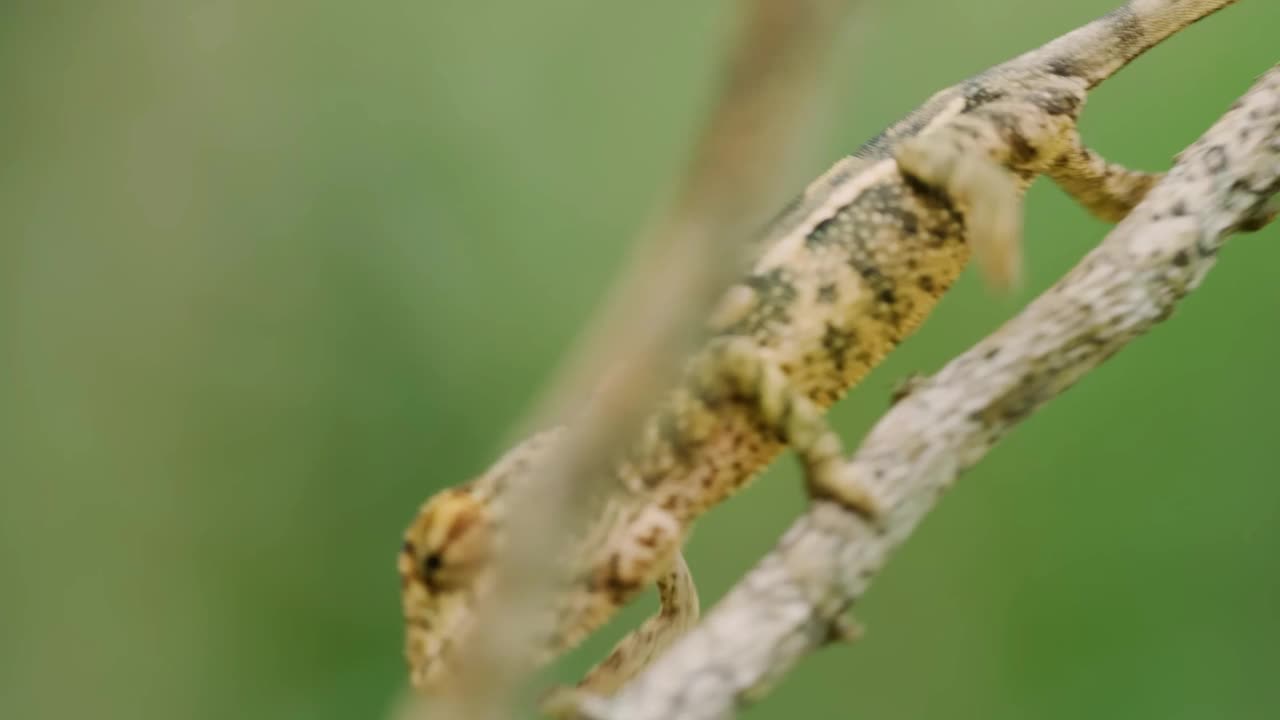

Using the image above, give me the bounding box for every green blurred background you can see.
[2,1,1277,718]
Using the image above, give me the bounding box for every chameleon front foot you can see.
[694,338,888,522]
[893,123,1023,291]
[1047,132,1161,223]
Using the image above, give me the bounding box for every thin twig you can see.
[416,2,863,718]
[575,64,1280,720]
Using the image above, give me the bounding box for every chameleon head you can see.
[398,427,565,691]
[399,486,496,691]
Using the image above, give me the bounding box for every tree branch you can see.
[574,63,1280,720]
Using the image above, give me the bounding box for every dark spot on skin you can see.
[963,82,1006,111]
[808,216,838,246]
[1008,129,1037,165]
[1042,91,1081,119]
[1204,145,1228,174]
[901,174,963,225]
[822,323,858,372]
[986,110,1036,165]
[1105,6,1144,55]
[1171,201,1188,216]
[898,208,919,235]
[817,283,838,304]
[602,555,634,603]
[984,346,1000,360]
[917,274,935,293]
[745,268,796,302]
[878,289,896,305]
[725,268,799,334]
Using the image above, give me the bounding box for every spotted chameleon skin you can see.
[401,162,970,689]
[401,0,1239,693]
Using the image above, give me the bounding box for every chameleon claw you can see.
[539,685,586,720]
[1239,197,1278,233]
[540,685,608,720]
[808,462,887,527]
[825,613,865,645]
[889,372,929,406]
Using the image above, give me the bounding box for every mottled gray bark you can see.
[577,64,1280,720]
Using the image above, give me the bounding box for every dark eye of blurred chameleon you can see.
[423,553,443,574]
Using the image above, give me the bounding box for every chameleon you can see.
[400,0,1240,700]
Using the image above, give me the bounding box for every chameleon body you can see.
[400,0,1238,697]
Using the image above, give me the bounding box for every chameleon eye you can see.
[403,487,494,594]
[422,553,444,575]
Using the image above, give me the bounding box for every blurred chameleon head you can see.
[399,485,495,690]
[398,429,563,691]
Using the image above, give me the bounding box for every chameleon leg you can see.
[695,337,885,521]
[1047,133,1161,222]
[891,112,1026,290]
[541,552,699,715]
[583,552,699,693]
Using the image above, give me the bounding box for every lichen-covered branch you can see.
[576,64,1280,720]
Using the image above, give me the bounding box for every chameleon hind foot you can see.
[541,552,699,716]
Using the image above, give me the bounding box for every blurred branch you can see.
[572,64,1280,720]
[421,2,864,718]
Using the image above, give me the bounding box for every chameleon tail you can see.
[1015,0,1239,89]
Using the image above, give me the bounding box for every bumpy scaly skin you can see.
[400,0,1239,698]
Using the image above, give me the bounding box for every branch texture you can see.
[578,63,1280,720]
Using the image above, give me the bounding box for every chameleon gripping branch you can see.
[405,2,863,717]
[400,0,1242,707]
[573,64,1280,720]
